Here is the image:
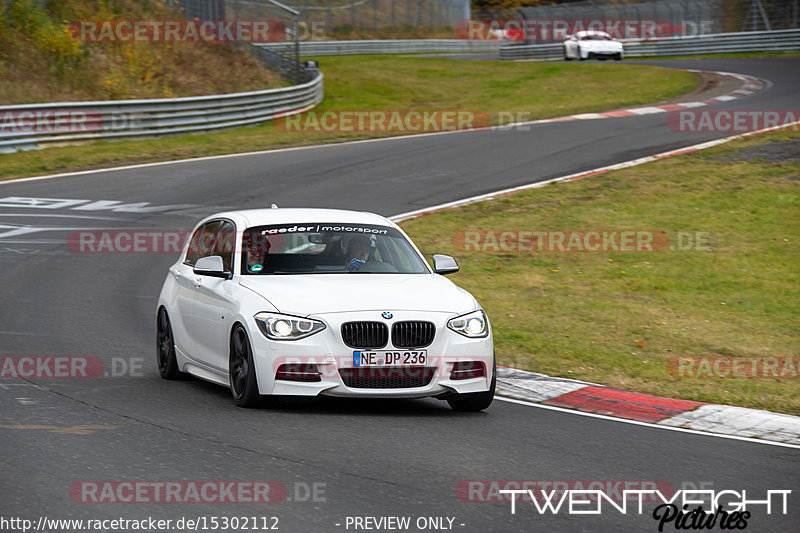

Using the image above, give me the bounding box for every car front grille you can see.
[341,322,388,349]
[391,321,435,348]
[339,367,436,389]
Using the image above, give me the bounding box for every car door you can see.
[174,220,220,364]
[187,219,238,372]
[565,34,578,58]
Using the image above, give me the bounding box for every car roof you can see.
[207,207,396,228]
[575,30,611,37]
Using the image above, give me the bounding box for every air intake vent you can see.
[339,367,436,389]
[341,322,388,349]
[391,321,435,348]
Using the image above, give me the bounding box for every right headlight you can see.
[447,310,489,338]
[254,312,325,341]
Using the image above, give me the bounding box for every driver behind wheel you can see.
[246,233,271,273]
[345,235,371,272]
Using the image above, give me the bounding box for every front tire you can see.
[229,324,262,407]
[156,307,184,379]
[447,359,496,412]
[614,53,622,61]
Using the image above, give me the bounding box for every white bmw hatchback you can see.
[156,208,495,411]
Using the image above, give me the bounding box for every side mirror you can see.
[433,254,459,275]
[193,255,232,280]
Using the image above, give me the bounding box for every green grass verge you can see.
[631,51,800,60]
[0,55,698,181]
[400,127,800,414]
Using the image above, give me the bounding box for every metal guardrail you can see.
[499,42,562,61]
[0,71,323,153]
[500,29,800,60]
[256,39,503,56]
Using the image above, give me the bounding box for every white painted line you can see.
[14,397,38,405]
[495,397,800,449]
[677,102,706,108]
[0,383,44,390]
[0,213,126,220]
[626,106,665,115]
[572,113,606,120]
[715,95,737,101]
[713,70,752,78]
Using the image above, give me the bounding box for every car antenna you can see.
[270,204,279,209]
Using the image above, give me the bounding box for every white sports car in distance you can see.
[563,31,623,61]
[156,207,495,411]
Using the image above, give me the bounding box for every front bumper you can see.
[246,310,494,398]
[581,46,623,59]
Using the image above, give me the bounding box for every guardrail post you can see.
[295,19,301,84]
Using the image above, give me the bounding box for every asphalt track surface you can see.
[1,58,799,532]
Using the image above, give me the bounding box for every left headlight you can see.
[447,310,489,338]
[254,312,326,341]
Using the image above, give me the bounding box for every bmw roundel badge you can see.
[381,312,393,319]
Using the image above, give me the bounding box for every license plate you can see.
[353,350,427,367]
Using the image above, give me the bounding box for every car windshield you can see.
[583,34,610,40]
[240,222,430,275]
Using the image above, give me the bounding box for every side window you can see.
[214,221,235,272]
[184,221,221,266]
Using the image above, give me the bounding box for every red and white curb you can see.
[496,367,800,446]
[491,70,767,129]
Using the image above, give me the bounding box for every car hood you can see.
[239,274,477,316]
[583,41,622,50]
